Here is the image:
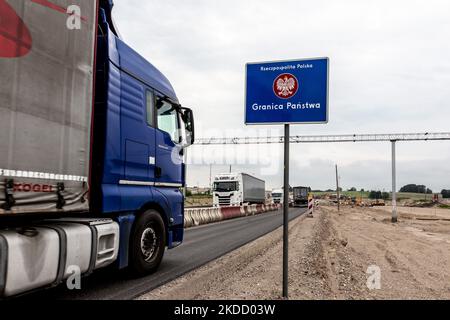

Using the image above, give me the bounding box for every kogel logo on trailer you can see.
[245,57,329,124]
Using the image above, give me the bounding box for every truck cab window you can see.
[146,91,155,126]
[157,99,180,143]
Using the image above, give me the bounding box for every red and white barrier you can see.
[221,206,242,220]
[307,196,314,217]
[184,203,280,228]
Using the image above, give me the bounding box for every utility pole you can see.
[209,164,212,194]
[391,140,397,223]
[335,164,340,212]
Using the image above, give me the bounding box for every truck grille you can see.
[218,196,231,206]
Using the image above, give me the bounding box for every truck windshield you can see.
[272,193,282,197]
[213,182,237,192]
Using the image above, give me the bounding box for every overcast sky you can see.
[113,0,450,192]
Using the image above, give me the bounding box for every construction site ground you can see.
[139,205,450,300]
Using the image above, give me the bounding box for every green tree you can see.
[400,184,433,194]
[369,191,382,199]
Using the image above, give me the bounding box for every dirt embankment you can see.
[139,206,450,300]
[330,206,450,299]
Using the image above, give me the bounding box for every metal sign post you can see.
[245,57,329,299]
[282,124,289,298]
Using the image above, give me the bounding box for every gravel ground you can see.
[374,205,450,220]
[138,205,450,300]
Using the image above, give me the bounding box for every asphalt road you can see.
[25,207,306,300]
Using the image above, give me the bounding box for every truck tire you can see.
[129,210,166,276]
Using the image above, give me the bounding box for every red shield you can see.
[273,73,299,99]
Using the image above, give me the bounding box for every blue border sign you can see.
[245,57,329,125]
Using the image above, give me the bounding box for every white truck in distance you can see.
[271,189,283,204]
[271,188,294,205]
[212,173,265,207]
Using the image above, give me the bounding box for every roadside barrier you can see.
[255,204,263,213]
[307,196,314,217]
[184,203,280,228]
[221,206,242,220]
[184,207,224,227]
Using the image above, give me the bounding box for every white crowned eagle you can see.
[276,75,296,97]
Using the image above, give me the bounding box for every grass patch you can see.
[185,194,213,207]
[396,192,432,200]
[312,191,433,200]
[312,191,370,198]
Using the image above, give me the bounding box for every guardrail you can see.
[184,204,281,228]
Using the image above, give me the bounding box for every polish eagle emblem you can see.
[273,73,298,99]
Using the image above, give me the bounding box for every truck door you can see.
[121,80,156,183]
[155,98,183,186]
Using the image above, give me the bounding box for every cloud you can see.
[112,0,450,191]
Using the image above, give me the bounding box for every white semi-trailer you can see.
[212,173,265,207]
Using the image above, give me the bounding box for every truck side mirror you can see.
[181,107,195,146]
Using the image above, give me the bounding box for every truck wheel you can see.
[129,210,166,276]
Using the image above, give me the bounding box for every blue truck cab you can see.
[91,0,195,274]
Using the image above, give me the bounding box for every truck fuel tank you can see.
[0,219,119,298]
